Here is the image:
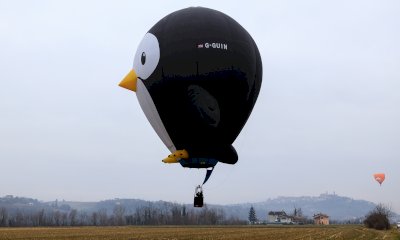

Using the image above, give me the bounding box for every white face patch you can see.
[136,78,176,153]
[133,33,175,152]
[133,33,160,80]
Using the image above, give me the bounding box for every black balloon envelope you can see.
[119,7,262,183]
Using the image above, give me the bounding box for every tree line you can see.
[0,204,246,227]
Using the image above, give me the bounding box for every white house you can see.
[267,211,292,224]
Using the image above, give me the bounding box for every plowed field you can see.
[0,225,399,240]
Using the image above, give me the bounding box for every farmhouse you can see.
[267,211,292,224]
[313,213,329,225]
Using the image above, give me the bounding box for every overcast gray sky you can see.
[1,0,399,213]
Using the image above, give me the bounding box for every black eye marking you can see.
[141,52,146,65]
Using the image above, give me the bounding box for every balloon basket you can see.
[194,185,204,207]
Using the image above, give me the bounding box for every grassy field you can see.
[0,225,399,240]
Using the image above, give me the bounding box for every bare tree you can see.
[61,212,68,226]
[69,209,78,226]
[38,209,45,226]
[98,209,108,226]
[53,211,62,226]
[171,205,181,225]
[78,211,89,226]
[113,205,126,225]
[0,208,8,227]
[14,210,24,227]
[91,212,98,226]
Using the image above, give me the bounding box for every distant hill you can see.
[0,195,72,214]
[1,193,397,222]
[219,193,379,221]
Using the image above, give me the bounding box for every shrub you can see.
[363,204,391,230]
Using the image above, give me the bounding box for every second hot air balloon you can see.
[373,173,385,186]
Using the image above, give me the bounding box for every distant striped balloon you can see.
[373,173,385,186]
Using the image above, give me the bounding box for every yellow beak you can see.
[119,69,138,92]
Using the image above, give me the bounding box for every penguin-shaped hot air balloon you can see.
[119,7,262,201]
